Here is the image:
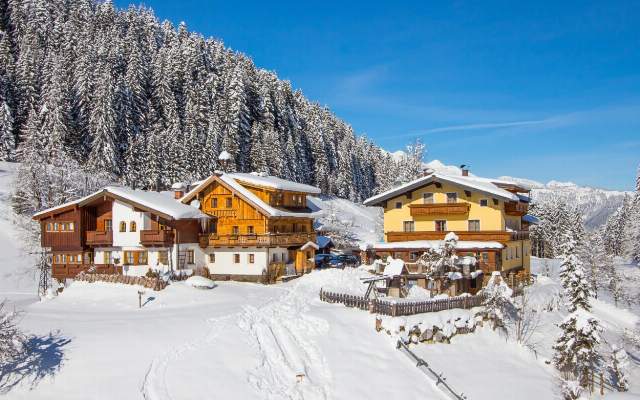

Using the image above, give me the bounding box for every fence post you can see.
[392,303,397,317]
[599,372,604,395]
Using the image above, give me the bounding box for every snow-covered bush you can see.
[481,272,513,330]
[560,379,583,400]
[0,300,27,364]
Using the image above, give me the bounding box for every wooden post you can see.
[138,290,144,308]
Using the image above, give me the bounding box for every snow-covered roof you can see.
[316,235,334,249]
[523,214,540,224]
[301,241,320,251]
[218,150,232,160]
[372,240,504,250]
[226,172,321,194]
[363,172,521,206]
[33,186,208,220]
[181,173,322,219]
[383,258,406,277]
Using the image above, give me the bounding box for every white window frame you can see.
[423,192,434,204]
[403,221,415,232]
[446,192,457,203]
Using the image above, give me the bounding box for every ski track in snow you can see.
[238,285,331,400]
[141,285,331,400]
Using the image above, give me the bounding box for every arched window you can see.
[130,221,137,232]
[119,221,127,232]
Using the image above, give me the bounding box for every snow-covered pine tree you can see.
[553,310,603,387]
[0,96,14,160]
[558,235,592,313]
[609,344,629,391]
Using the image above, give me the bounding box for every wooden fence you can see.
[319,289,485,317]
[75,273,168,291]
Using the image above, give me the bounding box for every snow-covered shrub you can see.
[481,272,513,330]
[560,379,583,400]
[0,300,27,364]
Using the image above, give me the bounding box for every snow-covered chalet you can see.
[362,167,535,290]
[33,172,321,283]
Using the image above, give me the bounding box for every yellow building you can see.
[363,168,533,277]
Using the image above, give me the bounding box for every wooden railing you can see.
[206,209,237,218]
[408,203,470,216]
[387,230,513,243]
[52,264,121,279]
[140,230,174,246]
[505,202,528,216]
[199,232,316,248]
[319,289,485,316]
[86,230,113,246]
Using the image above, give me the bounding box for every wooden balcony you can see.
[504,202,528,216]
[199,232,317,248]
[86,230,113,246]
[52,264,122,280]
[206,209,237,218]
[386,230,529,244]
[408,203,470,216]
[140,230,175,247]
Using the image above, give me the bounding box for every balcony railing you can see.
[387,230,529,243]
[86,230,113,246]
[408,203,471,216]
[205,209,237,218]
[199,232,316,248]
[505,202,528,216]
[140,230,175,247]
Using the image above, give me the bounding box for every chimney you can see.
[172,182,186,199]
[462,168,469,177]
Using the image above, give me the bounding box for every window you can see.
[435,220,447,232]
[446,193,457,204]
[46,223,53,231]
[470,278,477,289]
[423,193,434,204]
[209,253,216,263]
[130,221,137,232]
[272,253,279,262]
[232,226,239,235]
[249,254,255,264]
[403,221,415,232]
[234,254,240,264]
[104,219,112,231]
[493,198,499,206]
[53,222,59,231]
[76,254,82,263]
[211,198,218,208]
[104,251,112,265]
[480,199,488,207]
[119,221,127,232]
[226,197,232,208]
[69,222,75,231]
[125,251,134,265]
[468,220,480,232]
[158,251,168,265]
[140,251,148,264]
[247,226,254,234]
[395,201,402,209]
[481,252,489,264]
[409,252,419,261]
[187,250,194,264]
[515,247,519,259]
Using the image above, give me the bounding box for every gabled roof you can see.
[226,172,321,194]
[181,173,322,219]
[363,172,521,206]
[372,240,504,250]
[33,186,207,221]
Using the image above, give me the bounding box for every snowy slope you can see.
[309,195,383,247]
[0,162,39,306]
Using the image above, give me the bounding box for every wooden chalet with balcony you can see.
[363,167,535,291]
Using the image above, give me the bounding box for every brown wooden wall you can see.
[95,200,113,231]
[174,220,200,243]
[200,181,267,235]
[41,208,84,251]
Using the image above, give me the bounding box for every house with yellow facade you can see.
[363,168,534,287]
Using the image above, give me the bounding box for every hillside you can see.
[0,0,420,211]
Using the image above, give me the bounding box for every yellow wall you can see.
[501,240,530,272]
[382,182,505,234]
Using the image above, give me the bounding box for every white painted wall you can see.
[112,200,147,247]
[206,247,270,276]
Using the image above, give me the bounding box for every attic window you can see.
[480,199,488,207]
[395,201,402,209]
[226,197,233,208]
[446,193,457,203]
[493,198,499,206]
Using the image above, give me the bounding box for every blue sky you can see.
[114,0,640,190]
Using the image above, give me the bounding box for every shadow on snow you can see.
[0,331,70,394]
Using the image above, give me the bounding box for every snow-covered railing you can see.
[319,289,485,317]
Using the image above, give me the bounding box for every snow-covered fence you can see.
[75,273,168,291]
[319,289,485,316]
